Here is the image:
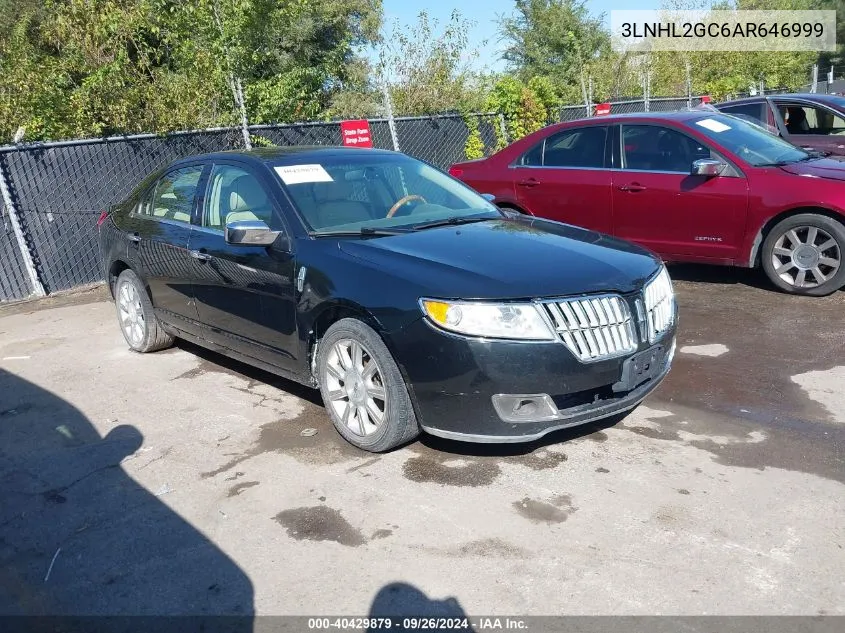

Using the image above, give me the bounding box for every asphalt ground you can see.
[0,265,843,619]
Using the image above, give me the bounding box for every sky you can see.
[377,0,662,73]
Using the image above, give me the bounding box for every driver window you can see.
[204,165,276,230]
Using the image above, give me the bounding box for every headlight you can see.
[420,299,555,341]
[643,266,675,343]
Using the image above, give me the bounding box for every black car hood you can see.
[337,218,661,300]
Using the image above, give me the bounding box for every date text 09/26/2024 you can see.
[307,617,529,630]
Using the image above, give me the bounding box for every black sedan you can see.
[98,147,677,451]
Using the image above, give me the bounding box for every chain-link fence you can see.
[560,96,708,120]
[0,113,499,302]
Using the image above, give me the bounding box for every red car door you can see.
[510,125,613,233]
[611,123,748,262]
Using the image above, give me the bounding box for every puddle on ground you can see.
[227,481,259,497]
[274,506,365,547]
[370,529,393,540]
[402,455,500,487]
[621,403,845,485]
[512,494,577,524]
[418,537,531,559]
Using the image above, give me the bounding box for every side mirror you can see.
[225,219,279,246]
[691,158,726,177]
[480,193,496,202]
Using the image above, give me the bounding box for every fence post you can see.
[497,113,509,145]
[0,161,46,298]
[685,61,692,109]
[381,83,401,152]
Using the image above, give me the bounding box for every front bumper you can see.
[389,317,676,444]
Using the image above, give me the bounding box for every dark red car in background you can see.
[717,93,845,157]
[449,111,845,296]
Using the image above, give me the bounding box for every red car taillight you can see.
[96,210,109,227]
[448,166,464,178]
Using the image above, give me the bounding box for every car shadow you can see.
[417,415,625,457]
[173,340,625,457]
[174,339,324,407]
[0,369,254,625]
[666,262,774,290]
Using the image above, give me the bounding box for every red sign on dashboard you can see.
[340,120,373,148]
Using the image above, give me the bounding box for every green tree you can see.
[499,0,610,104]
[377,10,487,116]
[0,0,382,142]
[485,75,547,142]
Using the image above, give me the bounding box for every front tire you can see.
[761,214,845,296]
[317,318,419,452]
[114,269,174,352]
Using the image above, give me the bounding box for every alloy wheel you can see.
[771,225,841,289]
[324,339,388,437]
[118,280,146,346]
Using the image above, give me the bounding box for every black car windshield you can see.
[272,153,501,234]
[689,113,810,166]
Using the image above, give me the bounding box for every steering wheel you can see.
[386,194,426,218]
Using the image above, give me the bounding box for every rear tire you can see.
[114,269,174,353]
[761,214,845,296]
[317,318,419,452]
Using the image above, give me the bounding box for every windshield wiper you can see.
[412,216,494,231]
[314,227,408,238]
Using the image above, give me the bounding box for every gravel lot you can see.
[1,266,843,618]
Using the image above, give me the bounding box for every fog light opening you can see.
[513,399,539,417]
[492,393,559,423]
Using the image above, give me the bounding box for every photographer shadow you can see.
[367,583,475,633]
[0,369,254,629]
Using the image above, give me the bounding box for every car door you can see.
[510,125,613,233]
[122,164,205,335]
[187,161,298,371]
[611,123,748,261]
[774,100,845,156]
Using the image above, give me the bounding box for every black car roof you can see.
[720,93,845,107]
[170,146,402,169]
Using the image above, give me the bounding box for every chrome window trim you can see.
[127,212,192,229]
[508,164,613,172]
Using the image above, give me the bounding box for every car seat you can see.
[226,175,272,225]
[309,178,373,229]
[656,132,688,172]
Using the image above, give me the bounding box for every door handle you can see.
[128,233,141,243]
[189,249,212,262]
[618,183,647,192]
[518,178,541,187]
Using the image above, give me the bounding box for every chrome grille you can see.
[541,295,638,362]
[643,267,675,343]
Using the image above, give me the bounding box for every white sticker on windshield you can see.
[695,118,731,133]
[274,164,334,185]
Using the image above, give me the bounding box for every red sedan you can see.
[449,111,845,295]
